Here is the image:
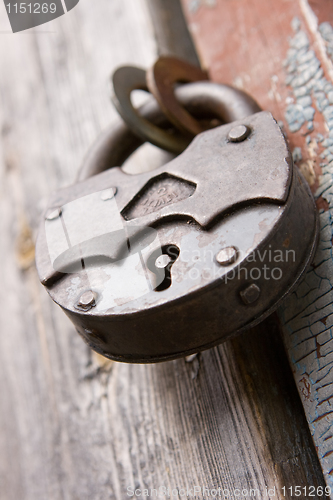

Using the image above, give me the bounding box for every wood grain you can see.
[0,1,326,499]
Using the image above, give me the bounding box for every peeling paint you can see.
[284,21,327,133]
[299,159,316,185]
[292,147,303,163]
[320,23,333,61]
[284,19,333,191]
[280,16,333,490]
[188,0,216,14]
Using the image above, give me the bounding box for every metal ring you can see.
[146,56,209,136]
[78,81,261,181]
[111,66,190,155]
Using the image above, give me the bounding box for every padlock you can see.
[36,78,318,363]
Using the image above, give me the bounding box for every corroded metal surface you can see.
[111,68,261,154]
[146,56,209,136]
[35,111,318,362]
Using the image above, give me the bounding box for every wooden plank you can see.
[181,0,333,489]
[0,1,327,498]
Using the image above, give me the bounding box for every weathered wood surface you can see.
[182,0,333,490]
[0,1,327,499]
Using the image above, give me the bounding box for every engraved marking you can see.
[122,174,196,220]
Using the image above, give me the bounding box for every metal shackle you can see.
[78,80,261,181]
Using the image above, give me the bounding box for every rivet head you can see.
[240,284,261,305]
[45,207,62,220]
[101,187,117,201]
[216,246,238,266]
[228,124,250,142]
[77,290,96,311]
[155,254,172,269]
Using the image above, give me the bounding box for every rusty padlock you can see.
[35,69,318,363]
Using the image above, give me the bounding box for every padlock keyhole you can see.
[147,244,180,292]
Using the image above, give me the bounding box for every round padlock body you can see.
[36,110,318,363]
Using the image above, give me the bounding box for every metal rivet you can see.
[45,207,62,221]
[155,254,172,269]
[240,284,261,305]
[216,246,238,266]
[77,290,96,310]
[101,187,117,201]
[228,124,250,142]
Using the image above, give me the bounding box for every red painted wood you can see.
[181,0,333,193]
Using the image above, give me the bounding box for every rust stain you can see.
[317,195,330,211]
[320,316,328,325]
[282,237,290,248]
[299,140,317,185]
[15,216,35,270]
[299,159,316,185]
[299,375,311,399]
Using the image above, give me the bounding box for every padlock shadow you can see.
[143,315,325,495]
